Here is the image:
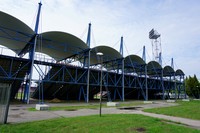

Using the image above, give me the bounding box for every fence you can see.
[0,84,11,124]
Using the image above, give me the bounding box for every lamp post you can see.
[196,85,200,99]
[97,52,103,117]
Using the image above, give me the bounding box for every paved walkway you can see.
[134,111,200,130]
[7,101,200,130]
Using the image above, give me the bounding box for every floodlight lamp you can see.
[96,52,104,56]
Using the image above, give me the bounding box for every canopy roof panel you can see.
[36,31,88,61]
[0,11,35,54]
[175,69,184,76]
[124,54,145,73]
[0,11,185,77]
[147,61,162,76]
[163,66,175,76]
[90,45,122,65]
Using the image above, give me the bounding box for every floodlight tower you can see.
[149,29,162,65]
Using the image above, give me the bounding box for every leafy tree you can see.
[185,75,200,98]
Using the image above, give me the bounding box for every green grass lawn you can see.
[144,100,200,120]
[1,114,199,133]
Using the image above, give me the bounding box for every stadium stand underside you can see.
[0,9,186,102]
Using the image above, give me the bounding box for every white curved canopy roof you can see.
[163,66,175,76]
[0,11,185,76]
[36,31,88,61]
[124,54,146,73]
[0,11,35,54]
[175,69,184,76]
[90,45,122,65]
[147,61,162,76]
[124,55,145,66]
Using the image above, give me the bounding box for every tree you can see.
[185,75,200,98]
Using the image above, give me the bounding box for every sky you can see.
[0,0,200,79]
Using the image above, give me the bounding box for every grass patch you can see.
[144,100,200,120]
[0,114,199,133]
[28,101,145,111]
[119,101,145,107]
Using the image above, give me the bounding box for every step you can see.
[35,104,49,111]
[166,100,176,103]
[182,99,190,102]
[143,101,154,104]
[107,102,120,107]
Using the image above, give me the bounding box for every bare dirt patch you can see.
[135,127,146,132]
[128,127,146,132]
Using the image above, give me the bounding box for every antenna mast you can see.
[149,29,162,65]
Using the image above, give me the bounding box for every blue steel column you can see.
[86,23,91,48]
[174,73,176,100]
[99,54,103,117]
[183,76,186,99]
[179,75,182,99]
[34,2,42,33]
[120,36,124,101]
[26,2,42,104]
[159,52,162,66]
[172,58,176,99]
[178,76,181,99]
[161,69,165,100]
[119,36,123,56]
[143,46,148,101]
[86,23,91,103]
[171,58,174,69]
[145,64,148,101]
[142,46,146,63]
[122,58,124,101]
[175,75,178,100]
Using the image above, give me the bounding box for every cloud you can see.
[0,0,200,78]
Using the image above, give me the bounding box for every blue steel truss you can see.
[0,2,186,103]
[0,50,185,102]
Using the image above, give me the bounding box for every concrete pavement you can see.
[7,101,200,130]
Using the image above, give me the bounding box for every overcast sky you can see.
[0,0,200,79]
